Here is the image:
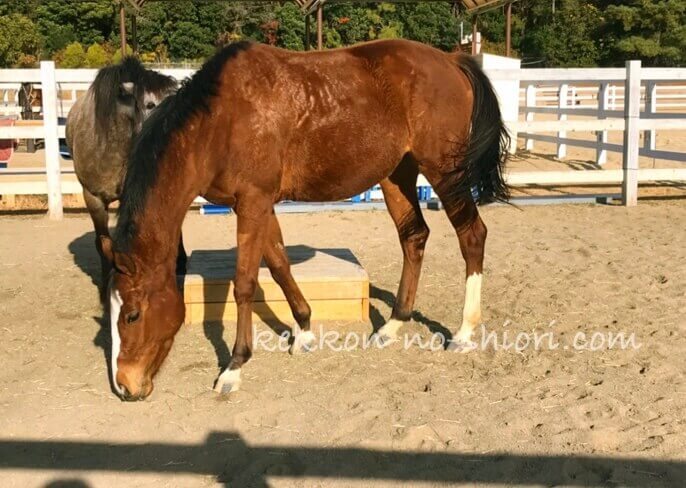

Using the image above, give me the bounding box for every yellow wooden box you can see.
[183,247,370,325]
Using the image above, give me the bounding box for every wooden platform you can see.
[183,247,370,325]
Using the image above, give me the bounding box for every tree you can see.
[518,0,600,66]
[168,22,214,59]
[326,4,375,46]
[60,42,87,68]
[112,44,133,64]
[0,14,42,68]
[35,1,114,47]
[0,0,37,16]
[399,3,460,51]
[598,0,685,66]
[276,3,305,51]
[85,43,110,67]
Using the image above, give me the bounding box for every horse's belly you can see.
[279,150,403,202]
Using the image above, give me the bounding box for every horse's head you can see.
[101,237,184,401]
[92,58,177,134]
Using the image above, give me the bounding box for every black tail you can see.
[455,55,510,204]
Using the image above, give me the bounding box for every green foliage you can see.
[398,3,460,51]
[60,42,87,68]
[326,4,373,46]
[276,3,305,51]
[168,22,215,60]
[0,0,684,67]
[0,0,37,17]
[35,1,114,47]
[85,43,110,68]
[0,14,42,68]
[600,0,685,66]
[521,0,601,67]
[112,44,134,64]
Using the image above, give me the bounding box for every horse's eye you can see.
[145,102,156,110]
[125,310,140,324]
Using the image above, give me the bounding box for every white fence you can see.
[0,64,193,219]
[1,61,686,218]
[490,62,686,206]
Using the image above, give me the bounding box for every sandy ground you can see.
[0,203,685,487]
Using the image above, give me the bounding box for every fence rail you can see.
[0,61,685,218]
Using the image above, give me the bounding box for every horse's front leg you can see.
[83,188,111,302]
[214,198,272,394]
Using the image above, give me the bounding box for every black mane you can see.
[92,57,176,132]
[114,41,252,251]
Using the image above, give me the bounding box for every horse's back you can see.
[208,40,474,202]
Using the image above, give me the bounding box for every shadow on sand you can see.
[0,432,681,487]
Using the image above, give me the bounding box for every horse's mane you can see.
[92,57,176,132]
[114,41,252,252]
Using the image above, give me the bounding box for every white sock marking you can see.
[456,273,482,343]
[377,318,404,340]
[215,368,242,393]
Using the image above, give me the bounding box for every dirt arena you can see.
[1,202,685,487]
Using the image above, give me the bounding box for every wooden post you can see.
[622,60,641,206]
[40,61,63,220]
[505,2,512,57]
[119,1,127,57]
[305,14,310,51]
[131,13,138,55]
[471,16,478,55]
[596,82,609,165]
[316,4,323,50]
[644,81,656,151]
[557,83,568,159]
[525,84,536,151]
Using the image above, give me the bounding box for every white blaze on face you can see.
[109,284,124,396]
[456,272,483,342]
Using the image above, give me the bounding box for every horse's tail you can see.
[455,54,510,204]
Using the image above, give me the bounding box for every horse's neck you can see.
[130,146,197,268]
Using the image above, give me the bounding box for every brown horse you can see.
[66,58,184,300]
[101,39,509,401]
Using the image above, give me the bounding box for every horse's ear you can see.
[114,252,137,276]
[100,236,114,264]
[99,236,137,276]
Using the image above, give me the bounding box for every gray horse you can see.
[67,58,184,298]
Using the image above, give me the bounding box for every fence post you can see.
[596,82,609,165]
[40,61,63,220]
[622,60,641,207]
[525,84,536,151]
[557,83,568,159]
[644,81,656,151]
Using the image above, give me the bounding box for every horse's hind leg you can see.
[263,212,313,354]
[426,176,486,352]
[374,158,429,344]
[83,189,110,301]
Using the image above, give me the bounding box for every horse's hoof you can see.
[289,330,316,355]
[213,369,241,394]
[370,333,396,348]
[446,339,477,353]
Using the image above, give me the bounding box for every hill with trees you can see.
[0,0,683,68]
